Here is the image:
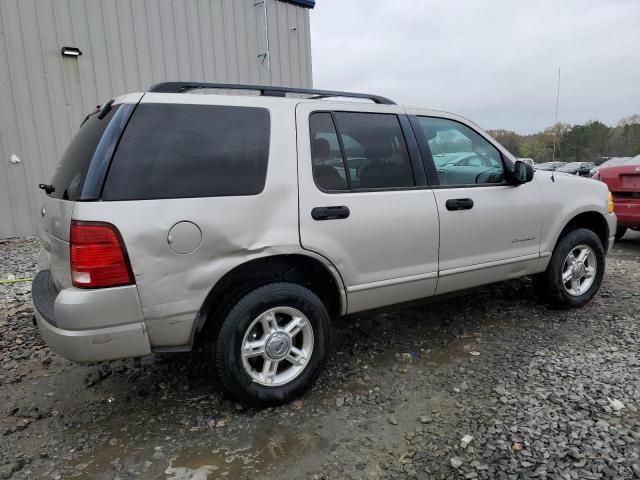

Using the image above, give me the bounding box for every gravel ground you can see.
[0,233,639,480]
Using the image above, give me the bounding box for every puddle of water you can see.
[57,419,318,479]
[170,426,317,479]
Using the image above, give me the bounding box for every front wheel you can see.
[213,283,331,407]
[615,226,627,241]
[533,228,605,309]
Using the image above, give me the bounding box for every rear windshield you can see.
[49,106,120,200]
[102,104,270,200]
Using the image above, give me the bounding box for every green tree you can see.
[487,129,523,156]
[486,114,639,163]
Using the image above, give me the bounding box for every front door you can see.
[410,114,543,294]
[296,102,440,313]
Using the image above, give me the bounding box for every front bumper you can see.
[32,271,151,363]
[605,212,617,254]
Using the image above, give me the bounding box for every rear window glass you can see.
[49,106,120,200]
[102,104,270,200]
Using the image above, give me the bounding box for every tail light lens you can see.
[70,221,134,288]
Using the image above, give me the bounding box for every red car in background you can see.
[593,155,640,240]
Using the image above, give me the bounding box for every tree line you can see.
[488,114,640,163]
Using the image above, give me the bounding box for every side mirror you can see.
[512,160,534,184]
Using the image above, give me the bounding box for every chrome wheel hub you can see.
[562,245,596,296]
[241,307,314,386]
[265,332,291,359]
[571,262,586,279]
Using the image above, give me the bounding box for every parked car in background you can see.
[536,161,566,171]
[593,155,640,240]
[33,82,616,407]
[589,157,632,178]
[557,162,596,177]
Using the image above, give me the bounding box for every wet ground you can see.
[1,232,639,479]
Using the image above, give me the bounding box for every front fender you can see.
[537,171,612,255]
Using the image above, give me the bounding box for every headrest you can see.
[312,138,330,160]
[364,138,393,159]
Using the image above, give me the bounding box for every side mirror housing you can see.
[512,160,535,185]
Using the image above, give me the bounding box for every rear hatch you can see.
[40,101,133,290]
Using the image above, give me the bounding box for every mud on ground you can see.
[1,233,639,479]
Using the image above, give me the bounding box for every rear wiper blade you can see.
[97,99,114,120]
[38,183,55,194]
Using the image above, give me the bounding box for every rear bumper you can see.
[32,271,151,363]
[613,200,640,228]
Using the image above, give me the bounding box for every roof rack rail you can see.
[147,82,396,105]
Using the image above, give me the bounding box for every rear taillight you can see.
[70,221,134,288]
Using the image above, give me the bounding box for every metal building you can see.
[0,0,314,238]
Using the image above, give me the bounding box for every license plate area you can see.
[620,174,640,189]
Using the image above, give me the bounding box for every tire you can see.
[213,282,331,407]
[533,228,605,309]
[615,226,627,241]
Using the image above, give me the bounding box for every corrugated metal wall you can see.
[0,0,312,238]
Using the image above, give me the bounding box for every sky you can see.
[309,0,640,134]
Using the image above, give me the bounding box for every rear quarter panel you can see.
[72,95,305,348]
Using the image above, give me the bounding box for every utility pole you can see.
[552,67,561,162]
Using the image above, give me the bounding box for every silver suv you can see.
[33,82,616,407]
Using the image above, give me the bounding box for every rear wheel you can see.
[213,282,331,407]
[615,226,627,241]
[533,228,605,309]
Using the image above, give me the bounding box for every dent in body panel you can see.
[118,196,301,348]
[73,98,301,348]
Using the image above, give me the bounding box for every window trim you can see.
[330,112,353,190]
[309,110,427,194]
[82,103,136,201]
[410,115,511,189]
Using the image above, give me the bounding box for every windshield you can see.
[600,157,633,168]
[626,154,640,166]
[49,105,120,200]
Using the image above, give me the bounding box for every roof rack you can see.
[147,82,396,105]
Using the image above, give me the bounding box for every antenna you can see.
[551,67,561,163]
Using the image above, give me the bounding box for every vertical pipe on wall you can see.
[256,0,271,71]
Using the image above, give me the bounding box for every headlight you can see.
[608,192,614,213]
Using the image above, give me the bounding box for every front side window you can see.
[102,104,270,200]
[415,117,505,186]
[309,111,416,191]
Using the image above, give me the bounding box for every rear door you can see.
[296,102,440,314]
[408,113,543,295]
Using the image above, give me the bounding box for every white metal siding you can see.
[0,0,312,238]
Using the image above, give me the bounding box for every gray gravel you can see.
[0,233,639,479]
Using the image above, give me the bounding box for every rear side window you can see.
[102,104,270,200]
[309,113,348,190]
[49,105,120,200]
[309,111,415,191]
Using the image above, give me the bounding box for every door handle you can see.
[311,206,350,221]
[445,198,474,211]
